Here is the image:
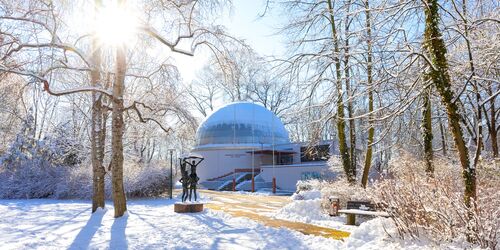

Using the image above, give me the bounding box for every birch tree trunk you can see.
[90,41,106,212]
[422,0,476,207]
[111,44,127,217]
[361,0,374,188]
[344,0,357,178]
[91,0,105,213]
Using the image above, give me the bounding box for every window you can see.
[301,171,321,180]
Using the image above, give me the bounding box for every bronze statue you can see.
[179,160,189,202]
[180,155,204,202]
[188,160,200,201]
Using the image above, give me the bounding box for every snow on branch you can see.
[140,24,241,58]
[140,26,196,56]
[126,101,172,134]
[1,43,90,66]
[0,66,113,98]
[42,81,113,98]
[480,88,500,107]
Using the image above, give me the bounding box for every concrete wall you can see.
[192,143,304,183]
[192,148,259,181]
[259,163,327,191]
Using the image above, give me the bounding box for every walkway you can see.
[199,190,350,240]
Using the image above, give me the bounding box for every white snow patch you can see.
[0,198,481,250]
[290,189,321,200]
[0,199,339,250]
[275,199,325,222]
[271,196,354,232]
[222,190,273,196]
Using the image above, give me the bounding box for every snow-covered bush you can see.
[48,123,84,166]
[53,161,99,199]
[54,159,171,199]
[314,153,498,248]
[0,117,81,199]
[124,160,170,198]
[371,154,499,249]
[295,178,371,215]
[0,116,172,199]
[320,178,371,210]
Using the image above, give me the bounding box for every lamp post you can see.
[168,149,175,199]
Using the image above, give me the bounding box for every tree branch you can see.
[0,66,113,98]
[126,101,172,134]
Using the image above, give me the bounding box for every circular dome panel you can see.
[196,102,290,147]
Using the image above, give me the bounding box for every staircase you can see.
[235,173,273,191]
[220,173,257,191]
[200,168,262,191]
[199,174,234,190]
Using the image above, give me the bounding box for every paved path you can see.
[198,190,350,240]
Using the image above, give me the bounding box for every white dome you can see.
[195,102,290,147]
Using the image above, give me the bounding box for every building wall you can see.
[193,148,260,181]
[259,163,327,191]
[193,143,301,182]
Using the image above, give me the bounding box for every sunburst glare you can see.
[94,3,138,47]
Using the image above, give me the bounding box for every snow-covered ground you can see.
[0,194,479,249]
[0,198,339,250]
[267,190,479,250]
[269,189,359,232]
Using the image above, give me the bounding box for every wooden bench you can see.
[338,201,389,225]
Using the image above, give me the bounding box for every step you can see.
[218,172,253,191]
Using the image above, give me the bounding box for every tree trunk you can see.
[490,124,498,158]
[422,0,476,207]
[485,85,498,158]
[344,0,357,179]
[327,0,353,183]
[422,88,434,174]
[91,0,105,213]
[361,0,374,188]
[91,73,106,212]
[490,102,498,157]
[460,0,482,167]
[439,115,447,156]
[111,44,127,218]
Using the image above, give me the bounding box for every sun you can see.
[94,3,138,46]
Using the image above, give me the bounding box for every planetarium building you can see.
[193,102,332,192]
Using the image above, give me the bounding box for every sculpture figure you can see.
[179,160,189,202]
[188,160,200,201]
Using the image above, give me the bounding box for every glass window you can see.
[301,171,321,180]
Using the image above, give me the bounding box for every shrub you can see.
[0,117,77,198]
[314,153,498,249]
[0,116,172,200]
[124,160,170,198]
[371,154,499,249]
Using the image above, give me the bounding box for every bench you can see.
[338,201,389,225]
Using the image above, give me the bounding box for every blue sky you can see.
[175,0,286,83]
[224,0,285,56]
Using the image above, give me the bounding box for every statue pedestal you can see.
[174,202,204,213]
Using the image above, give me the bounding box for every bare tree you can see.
[326,0,354,182]
[0,0,238,217]
[361,0,374,188]
[421,0,476,207]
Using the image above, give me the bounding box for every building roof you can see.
[195,102,290,148]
